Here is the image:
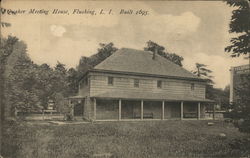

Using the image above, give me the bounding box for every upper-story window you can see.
[134,79,139,88]
[157,80,162,88]
[108,76,114,85]
[191,83,195,91]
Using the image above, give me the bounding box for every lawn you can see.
[2,120,250,158]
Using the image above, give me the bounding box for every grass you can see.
[2,120,250,158]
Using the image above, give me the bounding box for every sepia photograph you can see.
[0,0,249,157]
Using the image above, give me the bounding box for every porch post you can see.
[93,98,96,121]
[141,100,144,120]
[181,101,183,120]
[162,101,165,120]
[69,99,74,118]
[82,99,84,117]
[118,99,121,121]
[198,102,201,120]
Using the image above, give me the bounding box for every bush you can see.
[64,113,73,121]
[224,110,250,133]
[238,118,250,133]
[229,137,250,154]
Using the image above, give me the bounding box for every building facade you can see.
[69,48,212,121]
[229,64,250,104]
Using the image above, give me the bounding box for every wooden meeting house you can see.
[69,48,213,121]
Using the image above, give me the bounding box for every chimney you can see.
[152,47,157,60]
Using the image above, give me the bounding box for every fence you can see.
[16,110,64,121]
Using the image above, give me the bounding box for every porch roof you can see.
[92,91,214,102]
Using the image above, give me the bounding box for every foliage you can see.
[144,40,184,66]
[192,63,214,84]
[33,63,54,108]
[53,61,69,96]
[191,63,230,111]
[77,42,118,77]
[224,0,250,58]
[7,53,42,112]
[6,59,79,113]
[67,68,79,95]
[0,35,19,155]
[234,73,250,110]
[1,37,79,115]
[229,137,250,151]
[53,93,66,113]
[0,36,19,119]
[206,86,230,110]
[229,73,250,132]
[221,85,230,109]
[191,63,218,104]
[225,0,250,133]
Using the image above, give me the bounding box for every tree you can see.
[0,36,19,120]
[222,85,230,110]
[209,87,230,110]
[34,63,55,109]
[52,61,69,97]
[67,68,79,96]
[0,35,18,156]
[228,73,250,132]
[77,42,118,77]
[7,52,42,112]
[192,63,214,84]
[192,63,215,101]
[144,40,184,66]
[225,0,250,58]
[53,92,65,113]
[225,0,250,133]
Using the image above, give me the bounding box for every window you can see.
[157,80,162,88]
[134,79,139,87]
[108,76,113,85]
[191,83,195,91]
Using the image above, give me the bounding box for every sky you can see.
[1,1,249,89]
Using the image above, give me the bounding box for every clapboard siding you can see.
[78,76,90,97]
[88,72,206,99]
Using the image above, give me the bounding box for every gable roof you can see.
[93,48,202,81]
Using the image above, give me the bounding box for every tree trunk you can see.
[0,72,4,155]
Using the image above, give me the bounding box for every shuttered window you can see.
[108,77,114,85]
[134,79,139,87]
[157,80,162,88]
[191,83,195,90]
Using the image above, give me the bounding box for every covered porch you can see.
[91,91,213,121]
[93,98,213,121]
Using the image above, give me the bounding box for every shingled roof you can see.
[93,48,202,80]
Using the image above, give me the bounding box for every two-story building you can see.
[69,48,213,121]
